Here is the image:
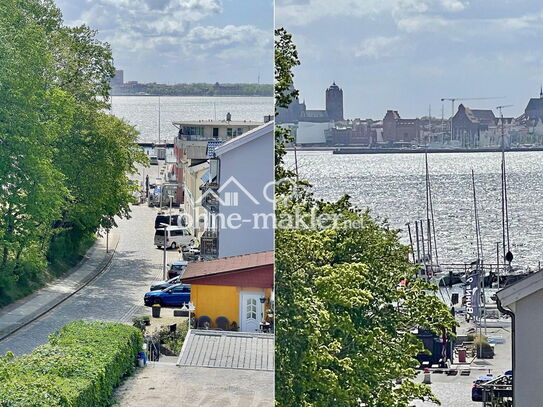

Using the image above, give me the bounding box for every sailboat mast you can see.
[158,96,161,143]
[472,169,487,336]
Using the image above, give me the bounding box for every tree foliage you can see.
[0,0,147,306]
[274,29,456,406]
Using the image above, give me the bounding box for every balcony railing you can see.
[200,182,219,213]
[200,230,218,258]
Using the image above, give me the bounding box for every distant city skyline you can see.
[276,0,543,119]
[56,0,273,84]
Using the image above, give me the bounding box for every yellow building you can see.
[182,161,209,238]
[182,251,273,332]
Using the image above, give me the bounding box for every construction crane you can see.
[496,104,514,149]
[440,96,505,118]
[496,104,513,117]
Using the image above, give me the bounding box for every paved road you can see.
[413,326,512,407]
[0,163,182,355]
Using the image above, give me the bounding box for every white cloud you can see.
[439,0,466,12]
[182,25,270,55]
[354,36,403,59]
[396,15,451,33]
[276,0,468,27]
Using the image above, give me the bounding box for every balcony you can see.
[200,230,218,258]
[199,181,219,213]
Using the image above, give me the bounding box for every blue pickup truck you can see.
[144,283,190,307]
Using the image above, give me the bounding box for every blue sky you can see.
[56,0,273,84]
[276,0,543,119]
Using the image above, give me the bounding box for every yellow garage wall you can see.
[191,284,239,326]
[191,284,271,328]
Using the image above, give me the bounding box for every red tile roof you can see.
[183,251,274,280]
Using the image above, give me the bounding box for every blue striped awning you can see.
[206,140,223,158]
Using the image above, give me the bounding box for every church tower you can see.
[325,82,344,121]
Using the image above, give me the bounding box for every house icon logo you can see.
[198,176,260,207]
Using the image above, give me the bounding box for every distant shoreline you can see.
[286,146,543,154]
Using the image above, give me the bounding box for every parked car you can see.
[149,155,159,165]
[472,375,493,402]
[154,226,194,249]
[144,283,191,307]
[154,214,185,229]
[150,275,181,291]
[167,260,189,279]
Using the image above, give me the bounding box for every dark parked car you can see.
[155,214,185,229]
[472,375,493,402]
[167,260,188,279]
[150,276,181,291]
[144,283,191,307]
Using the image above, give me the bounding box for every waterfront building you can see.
[199,121,274,258]
[451,104,496,148]
[325,82,344,121]
[110,69,124,86]
[382,110,420,144]
[276,82,344,124]
[523,87,543,122]
[172,118,262,235]
[296,121,330,145]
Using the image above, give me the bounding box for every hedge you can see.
[0,320,143,406]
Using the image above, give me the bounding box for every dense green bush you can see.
[0,321,143,406]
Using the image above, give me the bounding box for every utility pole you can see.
[161,223,168,280]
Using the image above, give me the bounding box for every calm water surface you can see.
[111,96,273,143]
[285,151,543,268]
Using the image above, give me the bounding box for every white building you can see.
[496,271,543,406]
[201,121,274,258]
[172,118,263,206]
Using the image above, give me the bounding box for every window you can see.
[209,158,220,183]
[213,127,219,138]
[227,128,233,137]
[182,126,204,140]
[246,298,257,320]
[237,128,243,135]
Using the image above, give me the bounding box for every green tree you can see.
[0,0,147,305]
[0,0,70,287]
[274,29,456,406]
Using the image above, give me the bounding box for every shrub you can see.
[0,321,143,406]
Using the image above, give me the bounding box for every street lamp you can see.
[160,222,168,280]
[168,190,174,225]
[179,301,196,331]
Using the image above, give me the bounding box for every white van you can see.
[154,226,194,249]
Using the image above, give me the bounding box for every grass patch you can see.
[0,234,96,308]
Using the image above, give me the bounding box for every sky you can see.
[56,0,273,84]
[276,0,543,119]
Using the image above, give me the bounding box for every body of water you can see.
[111,96,273,143]
[285,151,543,268]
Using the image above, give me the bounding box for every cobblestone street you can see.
[0,164,181,356]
